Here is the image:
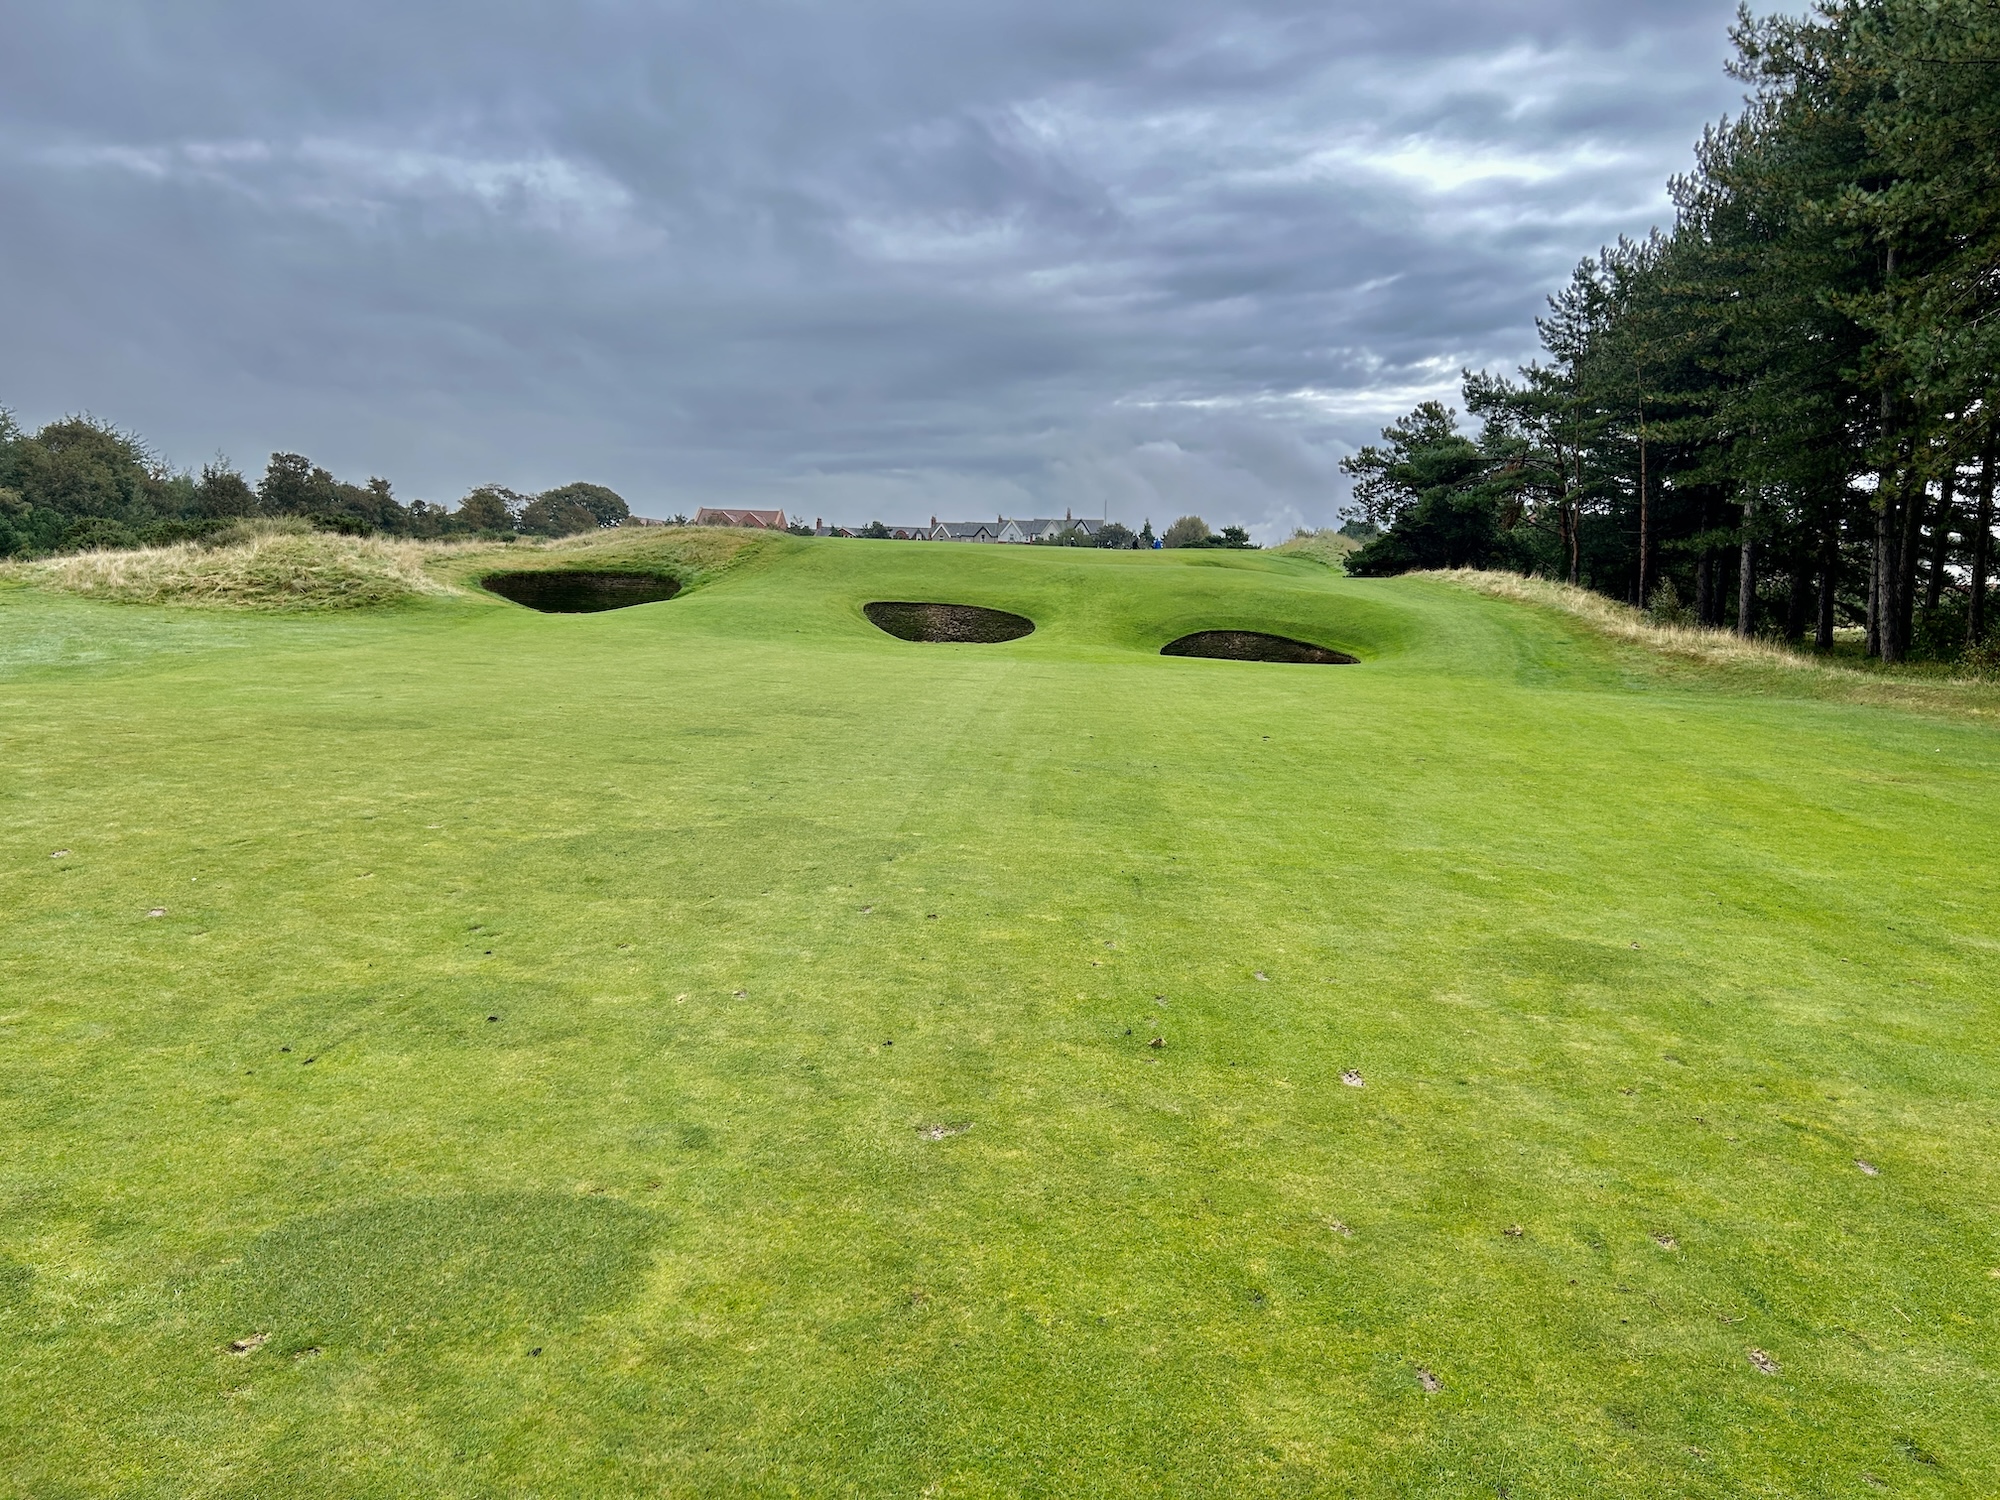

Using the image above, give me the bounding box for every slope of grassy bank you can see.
[2,541,1996,1497]
[0,522,774,613]
[1436,566,2000,720]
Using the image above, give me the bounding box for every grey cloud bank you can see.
[1,1,1747,536]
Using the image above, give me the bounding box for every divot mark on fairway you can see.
[229,1332,270,1356]
[1504,1225,1524,1238]
[918,1123,971,1140]
[49,850,68,859]
[482,571,681,613]
[1653,1232,1679,1250]
[863,601,1035,643]
[1161,630,1357,664]
[1747,1349,1780,1375]
[1856,1159,1879,1175]
[147,908,167,918]
[1329,1220,1354,1237]
[1416,1367,1442,1393]
[1342,1070,1365,1088]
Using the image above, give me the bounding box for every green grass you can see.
[3,536,1997,1497]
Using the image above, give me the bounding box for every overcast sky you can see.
[0,1,1754,535]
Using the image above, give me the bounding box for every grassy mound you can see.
[4,528,466,611]
[1270,528,1361,567]
[3,538,1998,1494]
[1,522,778,615]
[1435,566,2000,717]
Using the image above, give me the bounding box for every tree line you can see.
[1345,0,2000,664]
[0,411,629,558]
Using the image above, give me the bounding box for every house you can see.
[694,507,788,530]
[922,512,1119,543]
[927,518,1002,542]
[812,518,931,539]
[997,511,1108,544]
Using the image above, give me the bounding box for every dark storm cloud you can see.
[0,1,1750,534]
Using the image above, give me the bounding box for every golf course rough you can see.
[1,534,1997,1497]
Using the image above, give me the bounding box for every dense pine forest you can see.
[0,412,628,557]
[1347,0,2000,666]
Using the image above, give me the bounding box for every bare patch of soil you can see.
[863,601,1035,643]
[918,1122,971,1140]
[1161,630,1357,664]
[1341,1070,1365,1088]
[1747,1348,1780,1375]
[1416,1367,1442,1392]
[229,1332,270,1356]
[482,570,681,613]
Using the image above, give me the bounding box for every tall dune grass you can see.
[1430,567,2000,715]
[1428,569,1826,671]
[4,529,473,610]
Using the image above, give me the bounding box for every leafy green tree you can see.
[197,460,258,517]
[455,486,523,533]
[1162,515,1210,548]
[518,492,601,537]
[533,482,629,529]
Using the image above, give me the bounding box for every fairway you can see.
[3,536,1997,1496]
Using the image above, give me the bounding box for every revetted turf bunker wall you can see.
[1162,630,1357,664]
[864,601,1036,643]
[483,571,682,613]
